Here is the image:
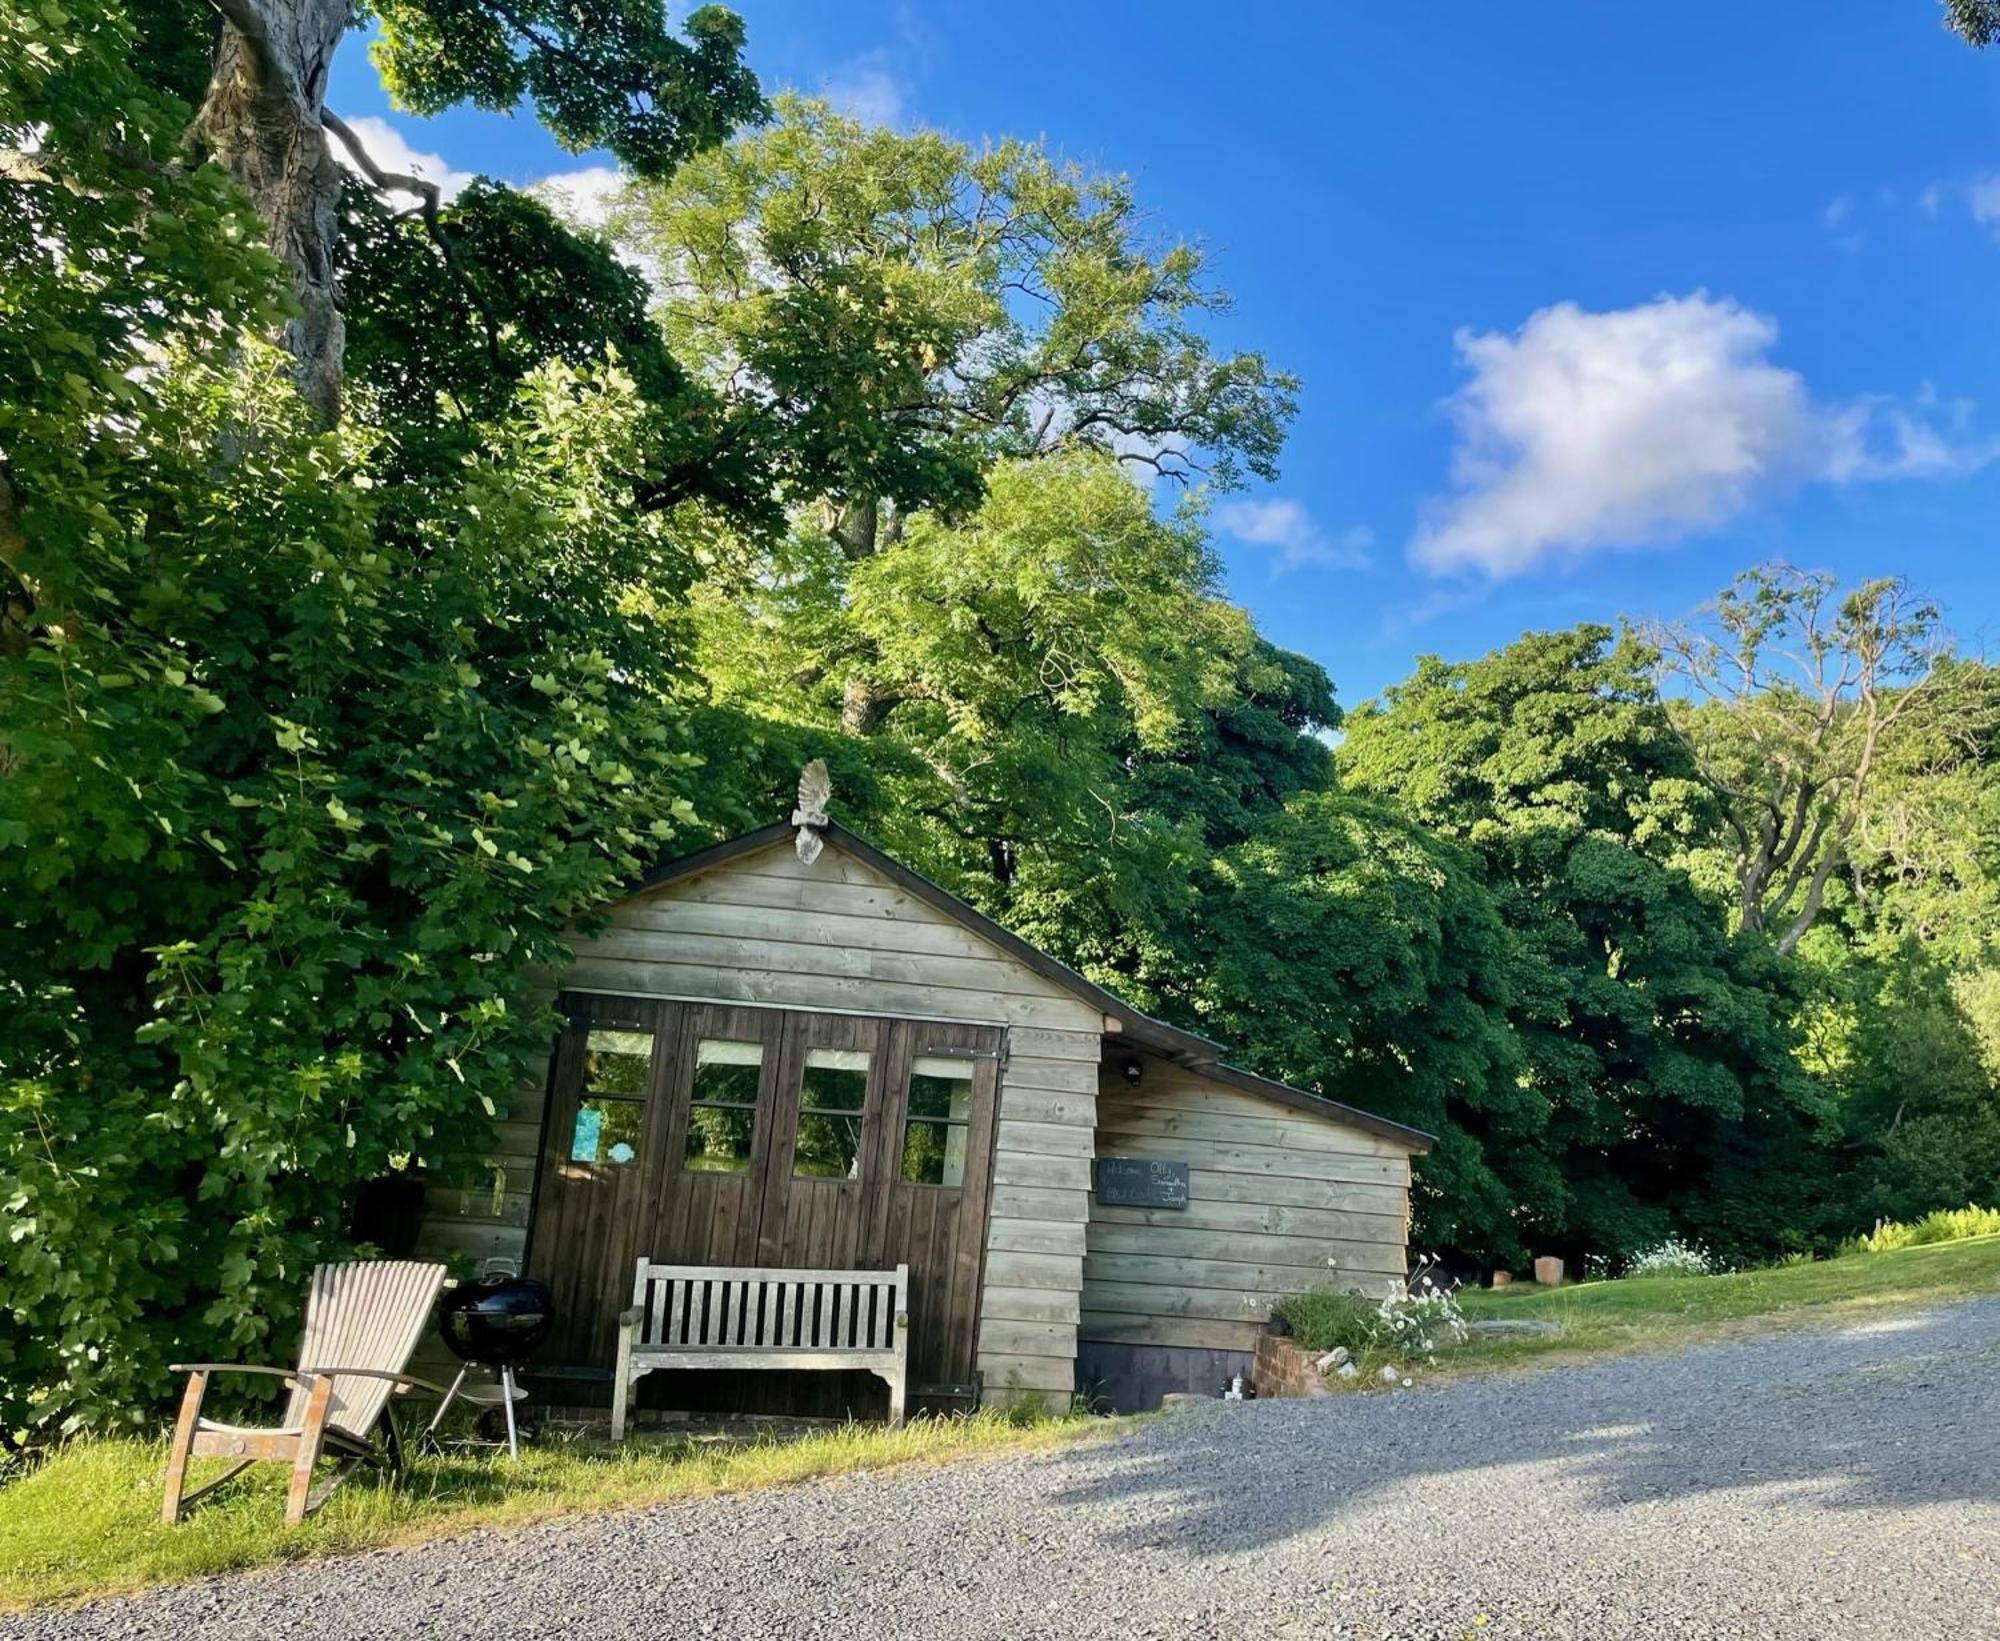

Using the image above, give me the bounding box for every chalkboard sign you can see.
[1094,1157,1190,1209]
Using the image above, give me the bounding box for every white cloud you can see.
[332,115,475,204]
[530,165,666,290]
[1913,174,2000,236]
[1823,196,1853,230]
[1411,292,1998,580]
[1970,175,2000,235]
[1214,498,1373,574]
[533,166,626,231]
[820,53,908,128]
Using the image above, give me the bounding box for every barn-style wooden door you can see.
[527,996,1003,1395]
[858,1019,1003,1392]
[526,995,669,1368]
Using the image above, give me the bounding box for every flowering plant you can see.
[1370,1257,1470,1363]
[1622,1238,1716,1277]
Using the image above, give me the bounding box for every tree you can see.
[610,98,1299,537]
[1832,953,2000,1221]
[165,0,762,420]
[1189,793,1536,1263]
[1341,626,1831,1266]
[0,0,751,1431]
[1945,0,2000,46]
[683,453,1338,1003]
[1653,565,1956,955]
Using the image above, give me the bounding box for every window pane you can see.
[585,1028,653,1096]
[685,1102,756,1172]
[691,1039,762,1108]
[907,1065,974,1122]
[801,1056,868,1114]
[571,1096,644,1165]
[900,1117,968,1187]
[794,1113,864,1180]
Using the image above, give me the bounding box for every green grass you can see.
[0,1410,1108,1613]
[1450,1232,2000,1373]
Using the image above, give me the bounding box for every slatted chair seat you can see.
[612,1261,910,1440]
[163,1260,451,1527]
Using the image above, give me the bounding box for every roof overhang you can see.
[628,819,1433,1153]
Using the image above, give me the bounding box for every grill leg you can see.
[425,1365,470,1450]
[501,1365,520,1462]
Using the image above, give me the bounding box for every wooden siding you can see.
[414,835,1103,1404]
[1081,1053,1414,1355]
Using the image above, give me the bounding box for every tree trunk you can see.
[191,0,350,424]
[840,675,898,736]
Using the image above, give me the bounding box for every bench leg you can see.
[881,1369,907,1428]
[612,1315,636,1442]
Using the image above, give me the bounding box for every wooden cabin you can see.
[414,802,1432,1414]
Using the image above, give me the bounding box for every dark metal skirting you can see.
[1074,1341,1255,1413]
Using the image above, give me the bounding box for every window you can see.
[900,1056,974,1186]
[570,1027,652,1167]
[685,1038,762,1172]
[794,1047,870,1179]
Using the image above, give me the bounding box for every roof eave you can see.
[624,821,1426,1152]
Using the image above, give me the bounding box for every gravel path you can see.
[11,1297,2000,1641]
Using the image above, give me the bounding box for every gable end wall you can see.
[414,836,1101,1406]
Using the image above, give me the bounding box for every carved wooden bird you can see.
[792,758,832,862]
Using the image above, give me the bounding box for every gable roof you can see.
[632,820,1433,1154]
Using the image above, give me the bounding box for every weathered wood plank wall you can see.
[1081,1052,1414,1356]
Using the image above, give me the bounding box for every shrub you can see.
[1622,1238,1717,1278]
[1276,1260,1470,1375]
[1848,1205,2000,1253]
[1274,1288,1379,1357]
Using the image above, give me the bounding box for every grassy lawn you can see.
[1449,1232,2000,1373]
[0,1410,1106,1613]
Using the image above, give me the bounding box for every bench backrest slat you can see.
[629,1261,907,1354]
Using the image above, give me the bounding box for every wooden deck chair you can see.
[162,1259,450,1527]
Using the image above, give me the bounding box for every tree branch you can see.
[322,109,501,370]
[322,108,439,213]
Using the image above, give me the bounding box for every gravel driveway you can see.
[11,1296,1999,1641]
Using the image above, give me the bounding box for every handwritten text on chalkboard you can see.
[1094,1157,1190,1209]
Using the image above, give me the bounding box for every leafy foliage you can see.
[611,98,1299,518]
[687,453,1335,992]
[1341,626,1831,1266]
[368,0,765,177]
[1944,0,2000,47]
[1188,794,1533,1260]
[1,339,704,1431]
[1653,566,1955,954]
[1849,1204,2000,1252]
[0,0,714,1432]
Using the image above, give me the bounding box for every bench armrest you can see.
[617,1306,643,1328]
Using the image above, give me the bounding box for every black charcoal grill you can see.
[428,1270,551,1459]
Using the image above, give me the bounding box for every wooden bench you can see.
[612,1261,910,1439]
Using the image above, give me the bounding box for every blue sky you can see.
[328,3,2000,708]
